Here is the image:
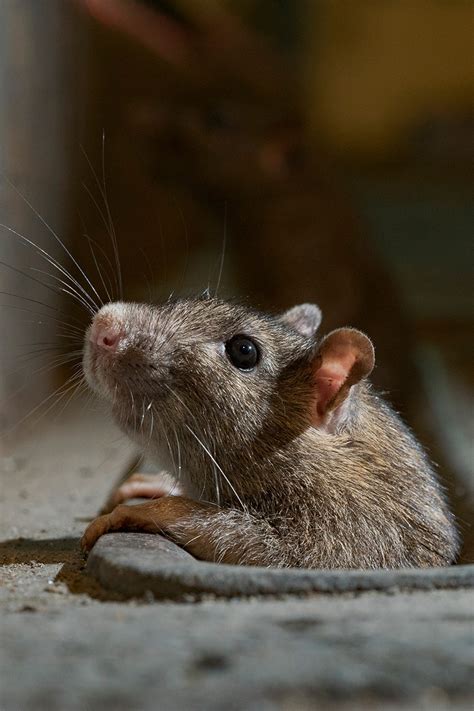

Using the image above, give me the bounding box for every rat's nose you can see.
[89,320,123,351]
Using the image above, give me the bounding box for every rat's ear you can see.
[310,328,374,426]
[280,303,322,338]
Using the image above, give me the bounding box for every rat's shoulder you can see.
[299,381,428,473]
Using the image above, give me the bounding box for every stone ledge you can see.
[86,533,474,600]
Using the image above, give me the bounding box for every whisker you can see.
[0,368,84,437]
[161,413,177,477]
[2,177,103,311]
[214,462,221,507]
[127,384,136,432]
[160,382,235,507]
[139,247,155,303]
[80,136,123,298]
[139,399,146,432]
[1,357,83,409]
[4,350,77,373]
[183,423,246,512]
[149,407,155,454]
[174,200,189,294]
[77,208,118,303]
[0,260,94,315]
[53,374,88,421]
[80,186,120,299]
[214,201,227,298]
[83,229,114,304]
[17,348,82,370]
[0,222,101,311]
[0,291,88,327]
[0,307,84,337]
[8,339,81,352]
[30,267,98,314]
[158,219,168,302]
[29,370,86,429]
[8,344,72,356]
[101,130,123,298]
[1,350,82,384]
[174,426,182,483]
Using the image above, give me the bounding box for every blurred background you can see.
[0,0,472,560]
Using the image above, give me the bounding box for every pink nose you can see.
[89,321,122,351]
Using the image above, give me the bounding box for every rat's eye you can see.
[225,335,259,371]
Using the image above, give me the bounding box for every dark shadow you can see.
[0,536,79,565]
[0,536,126,601]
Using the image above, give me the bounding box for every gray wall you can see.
[0,1,84,442]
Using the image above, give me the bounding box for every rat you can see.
[81,298,459,568]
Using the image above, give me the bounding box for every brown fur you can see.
[82,298,458,568]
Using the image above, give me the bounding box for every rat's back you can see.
[285,387,460,569]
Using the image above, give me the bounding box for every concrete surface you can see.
[87,532,474,600]
[1,402,473,711]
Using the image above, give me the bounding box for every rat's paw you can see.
[81,499,171,553]
[112,471,181,506]
[81,505,127,553]
[101,471,181,514]
[81,513,111,553]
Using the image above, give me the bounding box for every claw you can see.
[81,511,115,553]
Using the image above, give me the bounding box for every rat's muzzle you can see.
[89,317,123,352]
[83,303,131,397]
[83,301,165,406]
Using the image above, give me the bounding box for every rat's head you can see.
[83,298,374,460]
